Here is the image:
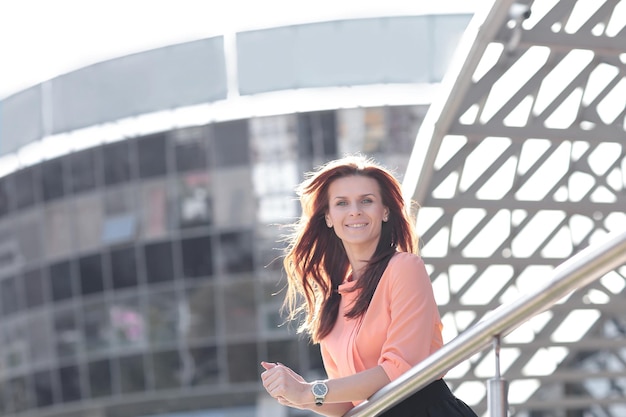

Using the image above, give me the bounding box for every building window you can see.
[147,289,179,345]
[33,369,55,407]
[223,280,257,337]
[41,157,66,202]
[177,172,213,229]
[88,359,113,398]
[214,120,250,167]
[103,140,134,186]
[140,179,172,240]
[180,236,213,279]
[217,231,254,274]
[68,148,98,194]
[110,246,138,289]
[23,268,46,308]
[44,201,74,260]
[227,342,258,383]
[54,305,81,360]
[117,354,146,393]
[58,364,83,402]
[297,111,337,159]
[49,260,75,302]
[172,126,212,172]
[1,275,22,316]
[144,241,175,283]
[138,133,168,178]
[0,175,13,217]
[79,254,105,295]
[14,167,38,210]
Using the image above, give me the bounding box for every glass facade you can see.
[0,105,427,417]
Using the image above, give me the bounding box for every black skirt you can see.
[379,379,478,417]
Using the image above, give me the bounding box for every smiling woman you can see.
[260,154,478,417]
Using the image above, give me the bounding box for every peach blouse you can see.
[320,252,443,396]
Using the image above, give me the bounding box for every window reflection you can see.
[386,105,427,153]
[82,300,111,355]
[0,175,13,218]
[137,133,168,178]
[250,114,297,162]
[188,344,219,386]
[1,316,28,371]
[79,254,105,295]
[227,342,258,383]
[54,306,81,360]
[151,349,181,389]
[102,186,137,245]
[267,340,299,369]
[109,245,138,289]
[183,284,216,342]
[1,275,21,316]
[103,140,133,186]
[23,268,46,308]
[8,376,30,412]
[217,231,254,274]
[213,167,255,228]
[33,370,55,407]
[177,171,212,229]
[16,210,43,267]
[297,111,337,159]
[110,294,146,350]
[117,354,146,393]
[181,236,213,279]
[172,126,212,172]
[49,260,75,301]
[140,179,172,239]
[27,311,55,368]
[68,148,98,194]
[14,167,37,210]
[147,289,179,346]
[144,241,175,283]
[58,364,82,402]
[0,224,19,278]
[44,201,74,260]
[41,158,66,202]
[88,359,112,398]
[223,281,257,337]
[250,117,299,223]
[73,193,103,253]
[213,120,250,167]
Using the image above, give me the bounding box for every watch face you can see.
[313,382,328,396]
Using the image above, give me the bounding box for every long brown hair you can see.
[282,155,419,343]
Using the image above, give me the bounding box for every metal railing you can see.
[344,229,626,417]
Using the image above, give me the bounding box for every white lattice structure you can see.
[404,1,626,415]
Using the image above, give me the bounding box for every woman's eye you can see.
[362,198,373,204]
[336,201,347,206]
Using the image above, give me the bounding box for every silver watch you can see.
[311,380,329,406]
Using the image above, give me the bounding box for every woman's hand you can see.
[260,361,311,408]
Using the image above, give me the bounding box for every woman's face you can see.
[325,175,389,252]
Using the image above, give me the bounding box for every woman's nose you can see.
[348,203,362,215]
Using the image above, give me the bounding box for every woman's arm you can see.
[261,361,390,416]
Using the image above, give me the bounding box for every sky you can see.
[0,0,483,99]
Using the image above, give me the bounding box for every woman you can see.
[261,155,477,417]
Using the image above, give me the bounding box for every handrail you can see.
[344,229,626,417]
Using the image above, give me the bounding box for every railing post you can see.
[488,335,509,417]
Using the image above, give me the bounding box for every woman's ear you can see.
[325,214,333,228]
[383,208,389,222]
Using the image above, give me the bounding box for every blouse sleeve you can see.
[378,254,443,381]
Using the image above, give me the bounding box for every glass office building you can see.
[0,13,471,417]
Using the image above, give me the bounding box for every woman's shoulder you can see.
[388,251,424,269]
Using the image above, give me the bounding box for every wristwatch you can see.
[311,380,329,406]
